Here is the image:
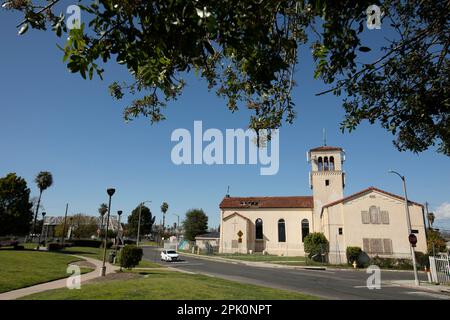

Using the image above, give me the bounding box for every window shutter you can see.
[363,238,370,252]
[381,211,390,224]
[383,239,393,254]
[361,211,370,224]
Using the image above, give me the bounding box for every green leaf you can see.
[358,46,371,52]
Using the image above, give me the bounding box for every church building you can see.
[219,145,427,264]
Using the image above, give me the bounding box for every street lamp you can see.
[389,170,419,286]
[137,201,152,247]
[115,210,123,256]
[101,188,115,277]
[36,212,46,250]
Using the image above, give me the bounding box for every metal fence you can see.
[429,254,450,285]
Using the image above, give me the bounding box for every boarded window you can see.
[369,206,380,224]
[381,211,390,224]
[370,239,384,254]
[361,211,370,224]
[363,238,394,254]
[383,239,393,254]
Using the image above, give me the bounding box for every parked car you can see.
[160,249,179,262]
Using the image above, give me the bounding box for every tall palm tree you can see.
[98,203,108,234]
[32,171,53,240]
[161,202,169,232]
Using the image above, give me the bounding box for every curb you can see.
[387,281,450,296]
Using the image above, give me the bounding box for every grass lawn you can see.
[62,246,162,268]
[21,270,320,300]
[139,241,159,246]
[0,249,92,293]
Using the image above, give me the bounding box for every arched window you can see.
[301,219,309,242]
[324,156,329,171]
[255,218,263,240]
[330,156,335,171]
[318,157,323,171]
[278,219,286,242]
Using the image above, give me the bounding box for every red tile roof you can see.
[322,186,423,212]
[309,146,343,152]
[220,196,314,209]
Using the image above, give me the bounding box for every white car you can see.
[160,249,179,262]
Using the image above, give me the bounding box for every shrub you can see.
[119,245,143,270]
[346,246,362,265]
[66,239,102,248]
[47,243,63,251]
[369,256,413,270]
[304,232,329,260]
[66,239,113,248]
[415,251,429,269]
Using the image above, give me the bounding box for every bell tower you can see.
[308,145,345,231]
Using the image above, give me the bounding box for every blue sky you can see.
[1,8,449,230]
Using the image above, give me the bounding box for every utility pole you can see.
[61,203,69,247]
[389,170,420,286]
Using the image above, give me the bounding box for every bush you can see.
[346,246,362,265]
[304,233,329,260]
[14,245,25,250]
[47,243,63,251]
[415,251,429,269]
[66,239,103,248]
[119,245,143,270]
[66,239,113,248]
[123,239,136,245]
[370,256,413,270]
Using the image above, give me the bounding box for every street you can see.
[142,246,450,300]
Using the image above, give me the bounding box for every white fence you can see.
[429,255,450,285]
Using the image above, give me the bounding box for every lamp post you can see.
[137,200,151,247]
[101,188,115,277]
[389,170,419,286]
[37,212,46,250]
[115,210,123,256]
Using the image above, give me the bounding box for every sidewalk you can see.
[387,280,450,295]
[0,255,119,300]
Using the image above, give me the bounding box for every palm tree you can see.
[32,171,53,240]
[161,202,169,232]
[427,212,435,229]
[98,203,108,235]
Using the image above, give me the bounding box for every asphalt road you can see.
[142,246,450,300]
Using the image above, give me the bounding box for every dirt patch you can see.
[70,260,97,269]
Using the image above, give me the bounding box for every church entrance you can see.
[254,240,265,253]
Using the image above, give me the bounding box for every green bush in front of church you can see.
[304,233,329,261]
